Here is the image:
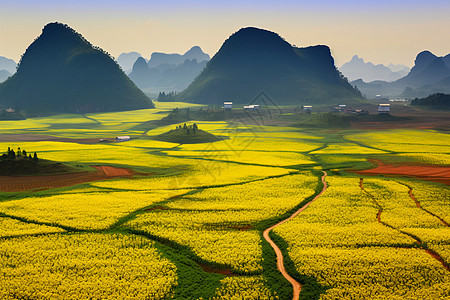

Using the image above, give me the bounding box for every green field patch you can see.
[0,190,189,230]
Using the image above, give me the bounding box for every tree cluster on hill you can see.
[410,93,450,109]
[153,122,227,144]
[174,123,199,135]
[1,147,38,161]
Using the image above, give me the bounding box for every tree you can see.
[9,149,15,160]
[33,152,38,161]
[22,150,27,157]
[183,123,187,129]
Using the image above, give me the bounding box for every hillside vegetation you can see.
[411,93,450,109]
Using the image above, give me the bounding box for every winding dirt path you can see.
[407,188,449,227]
[359,178,450,272]
[263,171,328,300]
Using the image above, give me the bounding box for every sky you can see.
[1,0,450,67]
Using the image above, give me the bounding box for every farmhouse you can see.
[303,105,312,113]
[244,105,260,111]
[378,104,390,114]
[224,102,233,110]
[115,136,131,142]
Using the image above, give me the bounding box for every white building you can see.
[244,105,260,111]
[224,102,233,110]
[116,136,131,142]
[378,104,390,114]
[303,105,312,112]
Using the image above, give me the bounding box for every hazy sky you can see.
[1,0,449,67]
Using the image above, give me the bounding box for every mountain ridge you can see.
[178,27,362,105]
[0,22,153,114]
[339,55,409,82]
[353,50,450,98]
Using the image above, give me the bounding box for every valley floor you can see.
[0,102,449,299]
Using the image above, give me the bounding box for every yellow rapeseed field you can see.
[0,233,177,300]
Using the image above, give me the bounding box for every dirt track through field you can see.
[263,171,327,300]
[359,178,450,273]
[408,188,449,227]
[355,159,450,185]
[0,166,135,192]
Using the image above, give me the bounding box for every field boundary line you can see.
[359,177,450,273]
[263,170,327,300]
[404,184,449,227]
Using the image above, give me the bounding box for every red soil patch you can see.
[0,166,135,192]
[355,160,450,185]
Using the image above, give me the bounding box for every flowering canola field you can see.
[0,109,449,299]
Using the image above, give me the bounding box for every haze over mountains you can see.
[339,55,410,82]
[147,46,210,68]
[0,70,12,83]
[0,22,153,114]
[128,46,210,93]
[179,27,362,105]
[2,21,447,115]
[354,51,450,98]
[0,57,17,83]
[116,52,144,74]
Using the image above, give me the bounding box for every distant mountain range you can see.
[116,52,144,74]
[128,46,210,93]
[178,27,362,105]
[0,56,17,75]
[0,22,153,114]
[339,55,410,82]
[147,46,210,68]
[353,51,450,98]
[0,57,17,83]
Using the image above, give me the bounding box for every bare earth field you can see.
[355,159,450,185]
[0,134,101,144]
[0,166,135,192]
